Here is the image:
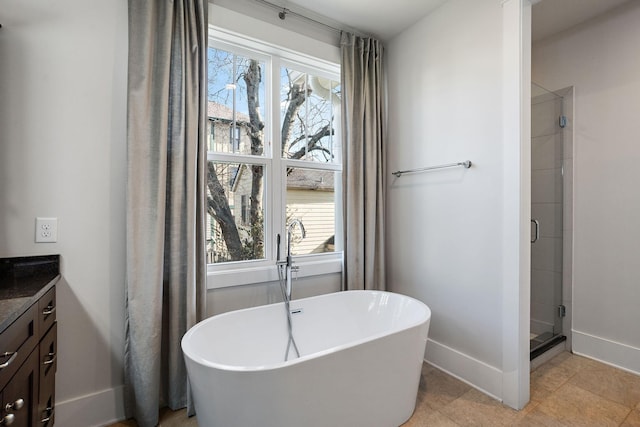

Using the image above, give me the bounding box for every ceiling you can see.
[532,0,630,42]
[282,0,448,40]
[282,0,631,42]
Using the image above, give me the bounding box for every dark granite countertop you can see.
[0,255,60,334]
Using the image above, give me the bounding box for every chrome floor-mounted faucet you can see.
[276,218,306,361]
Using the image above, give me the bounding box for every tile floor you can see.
[109,352,640,426]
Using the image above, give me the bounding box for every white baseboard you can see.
[56,385,126,427]
[572,330,640,375]
[424,338,503,401]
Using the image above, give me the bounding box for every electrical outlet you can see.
[35,217,58,243]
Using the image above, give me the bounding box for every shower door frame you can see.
[529,83,574,362]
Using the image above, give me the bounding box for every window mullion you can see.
[271,55,285,256]
[262,54,274,264]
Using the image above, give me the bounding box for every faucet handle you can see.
[291,265,300,280]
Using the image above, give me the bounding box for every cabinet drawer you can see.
[39,322,56,393]
[38,378,55,427]
[0,304,39,391]
[38,286,56,336]
[1,347,39,427]
[39,317,57,427]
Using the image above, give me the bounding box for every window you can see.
[240,195,249,226]
[206,35,342,282]
[231,125,241,152]
[208,122,215,151]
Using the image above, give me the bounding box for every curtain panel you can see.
[341,33,387,291]
[125,1,208,426]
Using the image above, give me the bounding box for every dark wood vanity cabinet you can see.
[1,286,56,426]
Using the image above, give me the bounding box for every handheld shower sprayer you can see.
[276,233,281,262]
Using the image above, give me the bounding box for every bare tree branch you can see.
[207,162,244,260]
[282,83,311,156]
[288,124,334,160]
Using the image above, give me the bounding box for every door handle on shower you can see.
[531,219,540,243]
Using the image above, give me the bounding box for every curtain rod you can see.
[252,0,371,39]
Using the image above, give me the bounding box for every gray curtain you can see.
[341,33,386,291]
[125,1,208,426]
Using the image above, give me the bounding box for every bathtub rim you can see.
[181,289,431,372]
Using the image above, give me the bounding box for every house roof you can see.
[287,168,335,191]
[231,166,335,193]
[207,101,250,123]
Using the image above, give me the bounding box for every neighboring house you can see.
[285,168,336,255]
[207,101,252,154]
[206,101,254,263]
[221,163,336,260]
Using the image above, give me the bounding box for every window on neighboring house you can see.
[208,122,215,151]
[205,36,342,276]
[231,125,241,152]
[240,195,249,226]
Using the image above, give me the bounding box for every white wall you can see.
[209,3,340,62]
[387,0,529,406]
[0,0,129,425]
[207,274,341,315]
[210,0,341,48]
[533,1,640,373]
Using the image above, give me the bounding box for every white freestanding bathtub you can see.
[181,290,431,427]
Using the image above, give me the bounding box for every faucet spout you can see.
[286,219,306,262]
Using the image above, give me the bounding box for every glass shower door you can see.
[530,83,564,356]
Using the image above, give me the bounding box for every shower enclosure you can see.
[530,83,567,358]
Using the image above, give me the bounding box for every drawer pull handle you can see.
[1,413,16,425]
[40,407,53,424]
[0,352,17,370]
[42,305,56,316]
[5,399,24,412]
[43,352,56,366]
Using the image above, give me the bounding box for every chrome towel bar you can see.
[391,160,472,177]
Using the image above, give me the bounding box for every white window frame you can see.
[206,27,343,289]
